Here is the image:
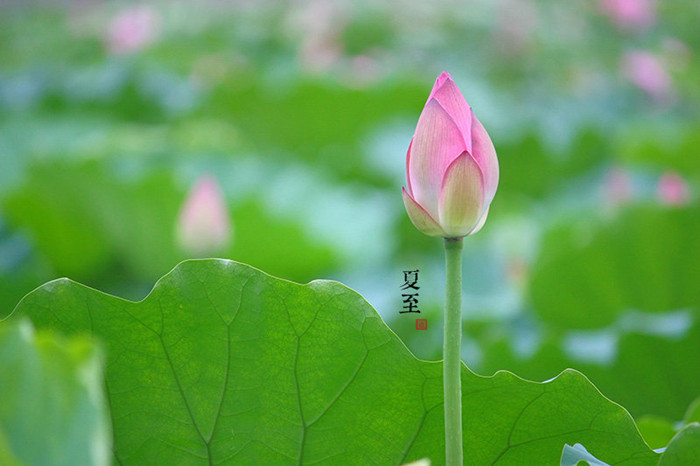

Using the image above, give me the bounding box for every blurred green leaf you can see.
[658,423,700,465]
[0,429,22,466]
[684,396,700,424]
[207,78,425,184]
[2,160,183,283]
[632,396,700,451]
[0,252,51,319]
[477,207,700,420]
[618,123,700,177]
[230,198,339,281]
[2,160,339,294]
[477,313,700,419]
[497,128,608,206]
[636,416,678,450]
[11,260,657,464]
[0,318,110,466]
[531,205,700,329]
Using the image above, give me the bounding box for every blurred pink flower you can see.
[657,172,690,206]
[621,51,672,101]
[506,257,529,289]
[288,0,346,73]
[603,167,634,206]
[176,176,232,256]
[599,0,656,30]
[495,0,538,56]
[107,6,161,55]
[299,40,342,73]
[346,54,381,88]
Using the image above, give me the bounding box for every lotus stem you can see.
[443,237,463,466]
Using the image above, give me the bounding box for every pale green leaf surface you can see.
[0,319,111,466]
[9,260,657,465]
[0,429,22,466]
[635,416,678,450]
[658,423,700,465]
[683,396,700,424]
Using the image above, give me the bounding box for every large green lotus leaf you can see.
[0,319,111,466]
[9,260,656,465]
[530,205,700,329]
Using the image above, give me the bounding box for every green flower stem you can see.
[444,237,464,466]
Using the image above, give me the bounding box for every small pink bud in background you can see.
[402,72,499,238]
[599,0,656,31]
[288,0,345,73]
[506,257,529,289]
[603,166,634,206]
[107,6,161,55]
[657,172,690,206]
[495,0,538,56]
[176,176,232,256]
[621,50,672,101]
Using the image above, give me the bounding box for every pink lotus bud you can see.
[176,176,232,256]
[107,6,161,55]
[621,51,672,101]
[599,0,656,31]
[402,72,499,238]
[603,166,634,206]
[657,172,690,206]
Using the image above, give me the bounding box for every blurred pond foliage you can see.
[1,0,699,423]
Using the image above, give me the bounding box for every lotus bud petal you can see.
[403,72,499,238]
[176,175,232,256]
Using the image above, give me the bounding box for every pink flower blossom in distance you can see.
[599,0,656,31]
[107,6,161,55]
[657,172,690,206]
[622,50,672,101]
[176,176,232,256]
[603,167,634,206]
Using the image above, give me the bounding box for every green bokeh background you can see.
[1,0,699,426]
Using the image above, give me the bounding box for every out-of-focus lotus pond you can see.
[1,0,699,423]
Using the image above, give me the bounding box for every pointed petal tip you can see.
[426,75,473,152]
[420,97,460,129]
[436,71,453,84]
[430,72,454,96]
